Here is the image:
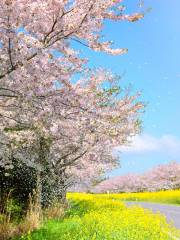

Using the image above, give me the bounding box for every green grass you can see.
[15,193,180,240]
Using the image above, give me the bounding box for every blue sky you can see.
[77,0,180,176]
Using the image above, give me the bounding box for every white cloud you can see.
[117,134,180,156]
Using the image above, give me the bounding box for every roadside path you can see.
[126,201,180,229]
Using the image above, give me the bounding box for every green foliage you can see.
[4,126,31,132]
[6,198,22,220]
[0,158,37,207]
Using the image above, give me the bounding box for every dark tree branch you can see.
[7,16,15,70]
[8,38,14,70]
[70,37,90,48]
[55,146,80,167]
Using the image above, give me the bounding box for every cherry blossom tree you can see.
[1,70,143,204]
[0,0,143,104]
[92,162,180,193]
[144,161,180,191]
[93,174,147,193]
[0,0,144,204]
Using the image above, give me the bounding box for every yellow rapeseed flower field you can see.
[22,191,180,239]
[98,190,180,205]
[66,192,180,240]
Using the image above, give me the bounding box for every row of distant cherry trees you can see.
[93,162,180,193]
[0,0,143,205]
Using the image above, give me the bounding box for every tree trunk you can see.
[57,187,67,204]
[36,170,42,206]
[55,168,68,204]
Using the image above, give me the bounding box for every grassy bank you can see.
[17,193,180,240]
[102,190,180,205]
